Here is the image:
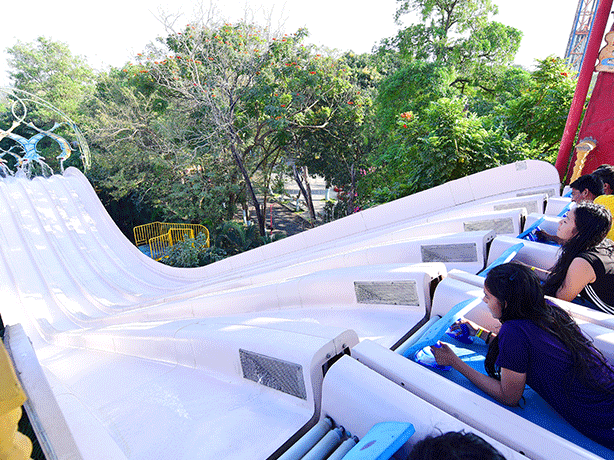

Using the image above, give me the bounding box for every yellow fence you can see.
[0,340,33,460]
[133,222,210,261]
[149,228,194,261]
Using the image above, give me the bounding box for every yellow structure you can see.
[133,222,210,261]
[569,138,597,182]
[0,340,33,460]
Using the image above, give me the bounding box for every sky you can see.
[0,0,597,85]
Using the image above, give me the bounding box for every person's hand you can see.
[535,229,550,241]
[536,230,562,245]
[449,318,480,336]
[430,342,460,368]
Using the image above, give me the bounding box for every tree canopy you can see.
[384,0,522,93]
[6,36,95,123]
[1,1,576,251]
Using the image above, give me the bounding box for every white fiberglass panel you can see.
[0,160,573,459]
[39,345,312,460]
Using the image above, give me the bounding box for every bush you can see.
[214,221,264,256]
[198,247,228,266]
[160,232,213,268]
[159,222,285,268]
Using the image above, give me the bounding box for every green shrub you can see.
[198,247,228,266]
[160,232,212,268]
[213,221,266,256]
[159,222,285,267]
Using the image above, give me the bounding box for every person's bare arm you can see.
[514,261,551,281]
[556,257,596,302]
[431,343,526,406]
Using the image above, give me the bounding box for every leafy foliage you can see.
[85,68,241,234]
[160,232,227,268]
[385,0,522,93]
[213,221,266,256]
[361,58,545,203]
[6,37,95,124]
[375,61,457,132]
[500,57,576,161]
[2,5,576,256]
[123,20,367,235]
[159,220,285,267]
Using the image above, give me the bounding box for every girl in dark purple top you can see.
[432,263,614,449]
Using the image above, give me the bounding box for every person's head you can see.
[485,264,609,388]
[543,202,612,301]
[569,174,603,202]
[556,202,611,247]
[483,263,545,323]
[592,164,614,195]
[407,431,506,460]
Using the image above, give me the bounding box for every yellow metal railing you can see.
[0,340,33,460]
[148,232,172,261]
[149,228,194,261]
[133,222,163,247]
[134,223,210,261]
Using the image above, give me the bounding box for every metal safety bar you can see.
[278,417,413,460]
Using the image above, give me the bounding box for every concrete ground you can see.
[281,175,337,217]
[247,176,338,237]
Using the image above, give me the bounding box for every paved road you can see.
[250,176,337,237]
[268,200,312,237]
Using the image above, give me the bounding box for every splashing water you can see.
[17,159,55,179]
[0,162,12,178]
[0,87,90,177]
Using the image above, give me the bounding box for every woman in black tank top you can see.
[543,202,614,313]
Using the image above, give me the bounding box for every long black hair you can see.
[543,202,612,297]
[592,164,614,192]
[483,263,613,391]
[408,431,506,460]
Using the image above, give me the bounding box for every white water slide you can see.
[1,161,612,459]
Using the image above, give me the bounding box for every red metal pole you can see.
[555,0,614,181]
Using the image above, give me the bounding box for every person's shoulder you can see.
[595,194,614,207]
[591,241,614,257]
[499,320,536,351]
[578,244,609,258]
[500,319,535,334]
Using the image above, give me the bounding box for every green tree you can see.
[384,0,522,93]
[405,97,536,188]
[363,53,545,204]
[136,20,362,235]
[86,68,240,235]
[501,57,576,161]
[375,61,457,133]
[2,37,95,174]
[366,97,538,202]
[293,52,378,216]
[6,37,95,124]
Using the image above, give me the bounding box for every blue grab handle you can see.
[478,242,524,278]
[341,422,415,460]
[517,217,545,240]
[402,297,483,358]
[558,202,572,217]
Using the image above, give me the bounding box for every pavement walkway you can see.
[248,176,337,237]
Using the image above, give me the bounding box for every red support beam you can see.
[555,0,614,181]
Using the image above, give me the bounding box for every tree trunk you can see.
[231,145,265,236]
[347,163,356,215]
[293,164,316,225]
[302,167,317,223]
